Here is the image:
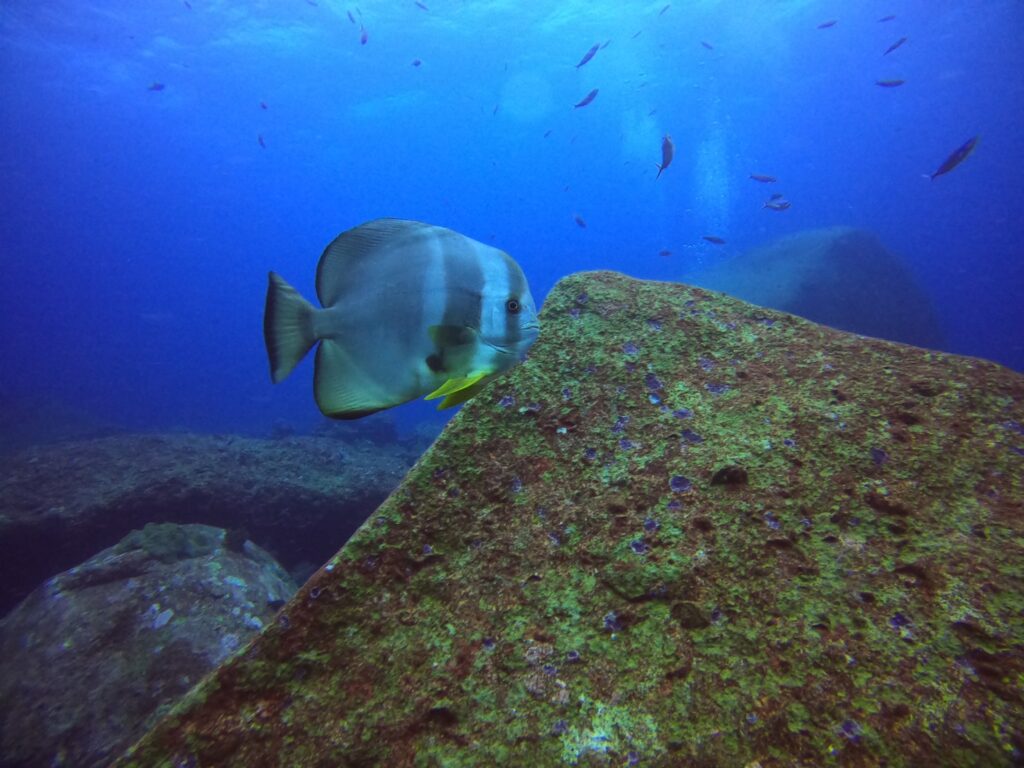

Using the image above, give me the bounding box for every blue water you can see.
[2,0,1022,439]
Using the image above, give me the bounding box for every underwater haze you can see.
[1,0,1022,438]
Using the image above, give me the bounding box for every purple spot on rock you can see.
[552,719,569,735]
[643,517,660,533]
[627,751,640,766]
[644,372,663,391]
[562,387,572,401]
[569,307,581,319]
[670,475,692,492]
[548,532,561,546]
[575,292,589,305]
[618,438,634,450]
[705,382,730,395]
[840,719,862,742]
[764,511,781,530]
[666,499,682,511]
[499,395,515,408]
[482,637,496,650]
[630,539,648,555]
[623,342,639,356]
[422,544,433,555]
[542,664,557,676]
[871,447,889,466]
[673,408,693,419]
[699,357,715,372]
[710,607,723,622]
[583,447,597,461]
[511,477,522,493]
[889,612,911,629]
[783,438,796,448]
[566,650,581,663]
[757,317,775,327]
[603,611,621,632]
[746,713,758,725]
[680,429,704,444]
[1011,446,1024,457]
[612,416,630,433]
[646,318,662,331]
[536,506,547,519]
[1002,420,1024,435]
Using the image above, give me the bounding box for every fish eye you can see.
[506,298,521,314]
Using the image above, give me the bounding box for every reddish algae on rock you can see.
[117,271,1024,767]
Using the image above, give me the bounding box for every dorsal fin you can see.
[315,218,431,306]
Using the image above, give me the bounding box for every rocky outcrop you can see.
[118,272,1023,767]
[0,523,296,768]
[0,433,416,617]
[693,227,945,349]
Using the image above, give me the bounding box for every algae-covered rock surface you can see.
[0,433,415,617]
[0,523,296,768]
[119,272,1023,767]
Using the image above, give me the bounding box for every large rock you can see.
[0,523,296,768]
[692,227,945,349]
[118,272,1023,767]
[0,434,415,617]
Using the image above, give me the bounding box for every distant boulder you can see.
[0,433,416,617]
[693,227,944,348]
[0,523,296,768]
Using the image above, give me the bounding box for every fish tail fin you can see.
[655,163,663,179]
[264,271,317,383]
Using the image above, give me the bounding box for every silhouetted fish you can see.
[656,134,674,179]
[875,79,905,87]
[574,89,599,108]
[258,134,266,148]
[659,4,671,16]
[573,214,587,228]
[360,27,368,45]
[260,101,268,110]
[749,173,776,183]
[817,20,837,29]
[658,249,672,257]
[701,41,714,50]
[764,198,791,211]
[631,30,642,39]
[415,1,429,10]
[884,37,907,55]
[702,236,726,245]
[576,44,599,69]
[543,129,552,138]
[183,1,191,9]
[878,15,896,22]
[147,82,165,91]
[930,136,979,180]
[347,10,356,23]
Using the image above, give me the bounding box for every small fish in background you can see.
[875,79,905,87]
[147,82,165,91]
[574,89,599,108]
[306,0,318,6]
[415,1,429,10]
[573,214,587,228]
[412,59,422,67]
[492,103,500,115]
[183,0,191,9]
[817,20,837,29]
[347,10,356,23]
[263,219,540,417]
[929,135,979,180]
[631,30,642,39]
[658,248,672,257]
[575,43,599,69]
[878,14,896,22]
[600,40,612,50]
[259,101,268,110]
[749,173,776,183]
[543,129,552,137]
[659,4,671,16]
[648,108,657,116]
[360,26,368,45]
[656,134,674,179]
[702,235,726,245]
[701,41,714,50]
[883,37,907,55]
[764,194,791,211]
[258,134,266,148]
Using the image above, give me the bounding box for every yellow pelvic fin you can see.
[424,370,493,407]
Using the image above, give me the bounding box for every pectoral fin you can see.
[425,370,494,409]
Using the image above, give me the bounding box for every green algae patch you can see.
[117,272,1024,767]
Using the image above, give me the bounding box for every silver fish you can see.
[264,219,540,417]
